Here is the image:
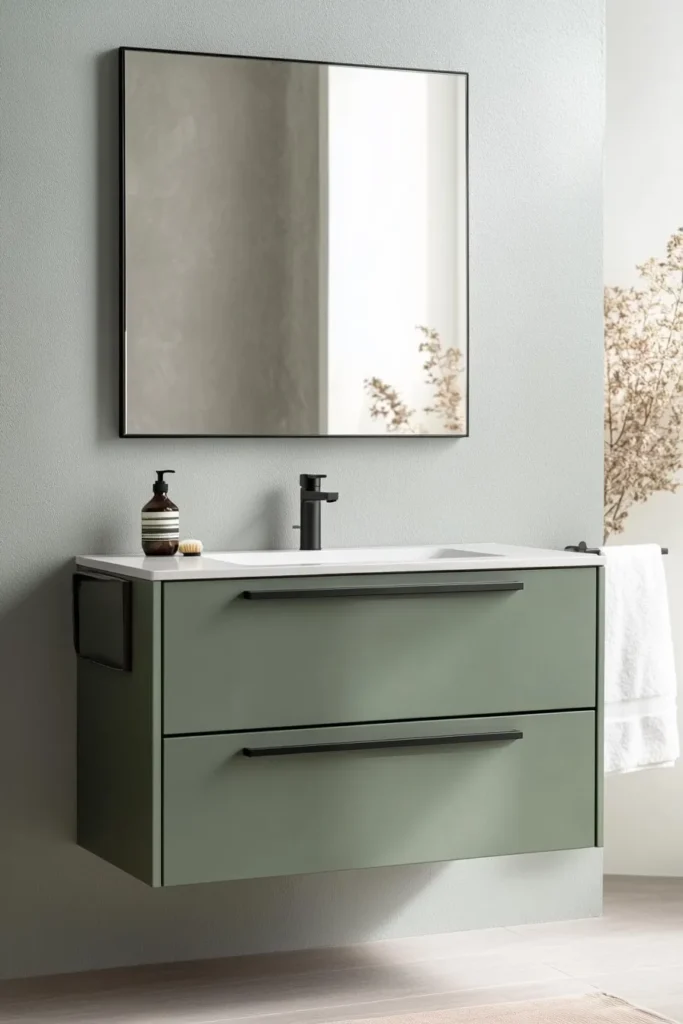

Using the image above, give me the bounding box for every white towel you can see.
[602,544,679,774]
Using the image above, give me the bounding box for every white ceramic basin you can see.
[76,544,603,582]
[211,546,493,567]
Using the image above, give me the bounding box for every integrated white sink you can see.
[211,546,494,567]
[75,543,604,582]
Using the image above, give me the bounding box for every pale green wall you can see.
[0,0,604,979]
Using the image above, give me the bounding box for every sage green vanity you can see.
[74,545,604,888]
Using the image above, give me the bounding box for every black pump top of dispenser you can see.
[153,469,175,495]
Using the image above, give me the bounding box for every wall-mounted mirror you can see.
[120,48,468,437]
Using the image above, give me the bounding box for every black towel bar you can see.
[565,541,668,556]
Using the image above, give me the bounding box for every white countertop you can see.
[75,543,603,581]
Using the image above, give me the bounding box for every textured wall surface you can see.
[0,0,604,979]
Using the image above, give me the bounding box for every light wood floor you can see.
[1,877,683,1024]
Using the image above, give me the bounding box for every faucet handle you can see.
[300,473,327,490]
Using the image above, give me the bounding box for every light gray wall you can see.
[0,0,604,980]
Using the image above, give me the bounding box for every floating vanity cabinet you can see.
[74,549,604,888]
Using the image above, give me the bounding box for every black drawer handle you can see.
[242,730,523,758]
[242,581,524,601]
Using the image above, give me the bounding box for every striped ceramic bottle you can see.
[141,470,179,556]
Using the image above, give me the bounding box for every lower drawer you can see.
[162,711,596,886]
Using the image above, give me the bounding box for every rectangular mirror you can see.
[120,48,469,436]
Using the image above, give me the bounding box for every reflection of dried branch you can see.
[604,228,683,537]
[364,376,416,433]
[364,326,464,434]
[418,326,463,433]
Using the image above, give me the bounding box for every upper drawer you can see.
[162,568,598,734]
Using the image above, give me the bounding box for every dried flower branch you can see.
[364,326,464,434]
[364,376,417,433]
[604,228,683,537]
[417,325,464,433]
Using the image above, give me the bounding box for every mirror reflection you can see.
[121,49,468,436]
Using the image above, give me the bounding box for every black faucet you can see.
[298,474,338,550]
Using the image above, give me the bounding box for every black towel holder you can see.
[565,541,668,556]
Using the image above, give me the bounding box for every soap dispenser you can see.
[141,470,179,556]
